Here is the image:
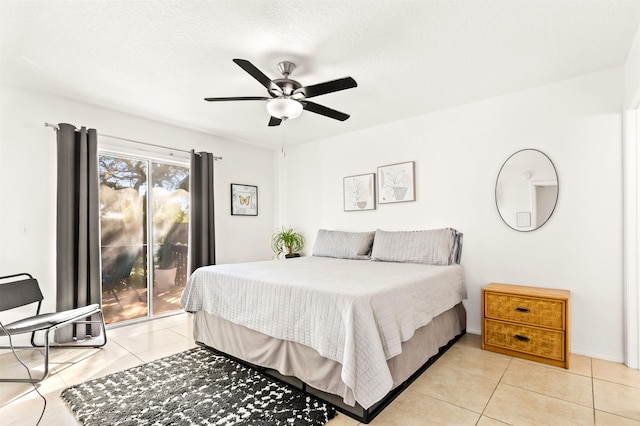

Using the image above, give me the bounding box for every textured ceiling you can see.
[1,0,639,149]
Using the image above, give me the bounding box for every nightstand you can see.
[482,283,570,368]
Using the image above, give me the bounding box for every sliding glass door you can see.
[99,153,189,325]
[149,161,190,315]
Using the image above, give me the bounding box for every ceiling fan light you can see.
[267,98,303,120]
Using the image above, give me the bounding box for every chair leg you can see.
[0,346,49,383]
[110,286,122,307]
[0,311,108,383]
[122,278,143,303]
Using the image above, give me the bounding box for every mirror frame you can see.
[495,149,559,232]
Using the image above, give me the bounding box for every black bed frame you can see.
[197,329,465,424]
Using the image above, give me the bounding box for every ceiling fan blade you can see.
[295,77,357,99]
[233,59,282,96]
[268,116,282,127]
[204,96,269,102]
[302,101,350,121]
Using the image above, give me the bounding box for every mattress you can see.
[181,256,467,409]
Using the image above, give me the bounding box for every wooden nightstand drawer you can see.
[482,283,570,368]
[484,292,565,330]
[484,319,565,361]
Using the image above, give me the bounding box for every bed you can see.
[181,228,466,423]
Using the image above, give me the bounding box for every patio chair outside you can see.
[102,248,141,306]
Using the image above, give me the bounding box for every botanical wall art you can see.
[377,161,415,204]
[231,183,258,216]
[344,173,376,211]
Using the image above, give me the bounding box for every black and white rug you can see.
[61,346,337,425]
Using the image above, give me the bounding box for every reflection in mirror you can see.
[495,149,558,232]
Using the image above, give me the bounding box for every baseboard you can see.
[466,327,481,335]
[570,343,625,364]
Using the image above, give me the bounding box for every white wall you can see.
[281,68,625,361]
[625,19,640,109]
[622,13,640,368]
[0,84,276,322]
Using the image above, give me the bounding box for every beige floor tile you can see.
[5,317,640,426]
[0,339,113,381]
[593,379,640,422]
[501,358,594,407]
[45,348,105,371]
[568,353,593,377]
[456,332,482,348]
[592,358,640,389]
[107,315,166,333]
[436,340,511,382]
[0,348,45,366]
[46,340,132,375]
[0,372,66,406]
[109,327,192,354]
[134,339,198,363]
[326,413,361,425]
[54,350,143,386]
[152,312,192,328]
[7,404,80,426]
[0,382,35,408]
[517,352,593,377]
[369,389,479,425]
[106,319,168,340]
[1,373,67,425]
[476,416,512,426]
[596,410,640,426]
[484,383,594,426]
[106,312,189,339]
[168,319,194,339]
[412,362,499,413]
[0,362,46,380]
[0,350,48,382]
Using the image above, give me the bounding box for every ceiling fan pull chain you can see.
[281,120,287,157]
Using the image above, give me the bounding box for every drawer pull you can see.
[515,307,530,313]
[514,334,530,342]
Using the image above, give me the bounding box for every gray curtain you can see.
[56,123,101,342]
[190,150,216,273]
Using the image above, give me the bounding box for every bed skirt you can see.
[193,302,466,423]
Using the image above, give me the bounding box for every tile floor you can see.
[1,313,639,425]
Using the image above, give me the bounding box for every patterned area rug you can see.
[61,346,337,425]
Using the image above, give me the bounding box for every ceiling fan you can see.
[205,59,357,127]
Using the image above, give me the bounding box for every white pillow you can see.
[312,229,375,260]
[370,228,457,265]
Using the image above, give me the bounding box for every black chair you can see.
[101,248,141,306]
[0,273,107,383]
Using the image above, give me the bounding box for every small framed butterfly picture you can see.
[231,183,258,216]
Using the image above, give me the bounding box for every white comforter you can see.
[180,256,466,409]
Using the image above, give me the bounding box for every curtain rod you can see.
[44,122,222,160]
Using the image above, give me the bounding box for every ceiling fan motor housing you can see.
[271,78,302,97]
[270,61,302,97]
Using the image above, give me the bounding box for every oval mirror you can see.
[495,149,558,232]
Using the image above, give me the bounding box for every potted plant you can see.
[271,226,304,259]
[155,237,177,290]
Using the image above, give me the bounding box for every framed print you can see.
[344,173,376,211]
[377,161,415,204]
[516,211,531,228]
[231,184,258,216]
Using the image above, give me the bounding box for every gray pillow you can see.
[312,229,375,260]
[370,228,457,265]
